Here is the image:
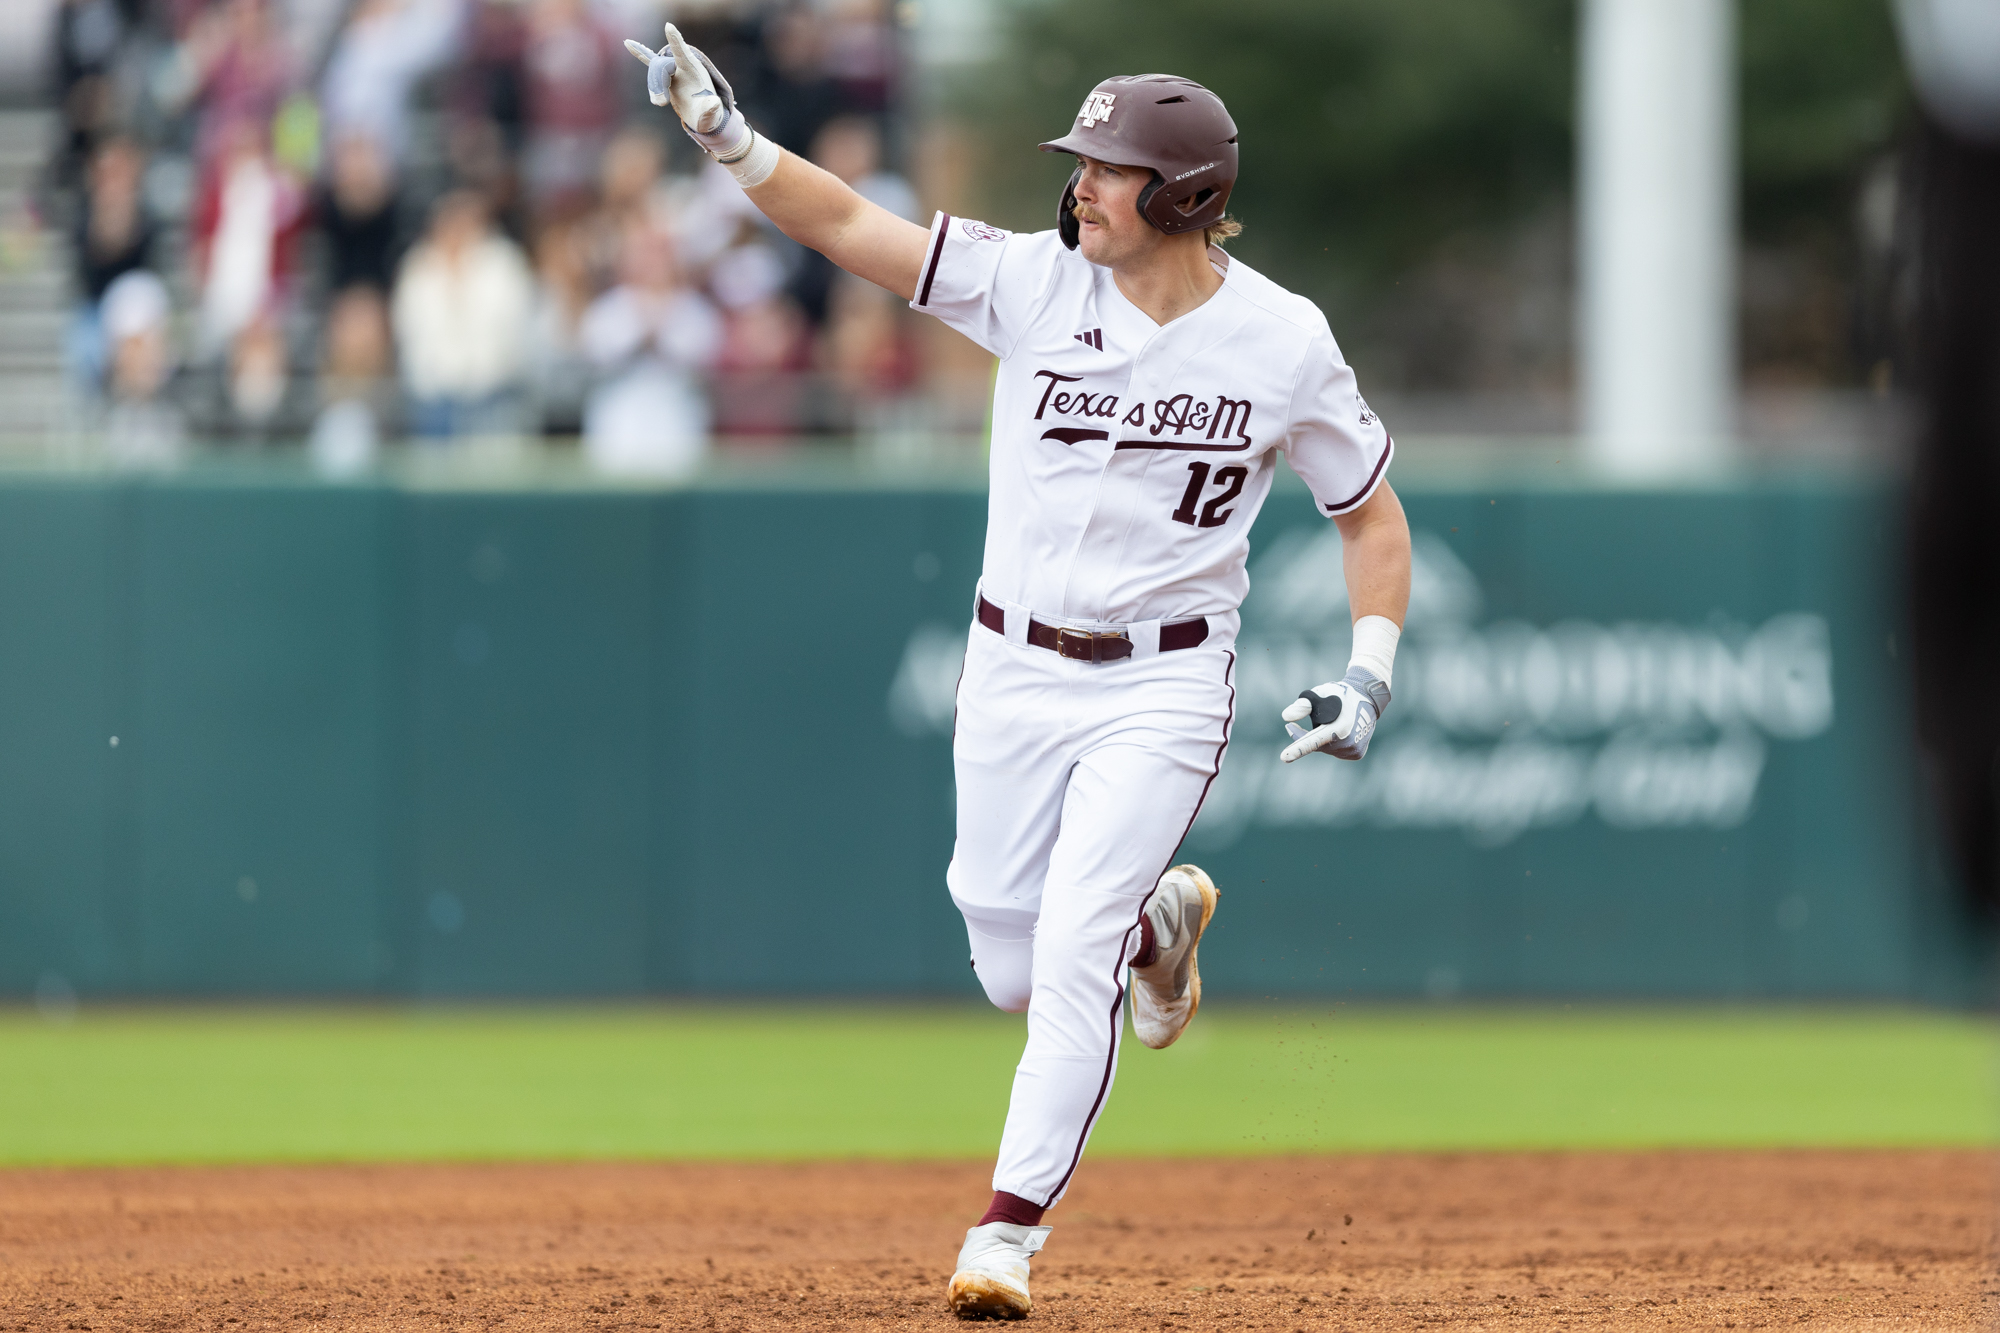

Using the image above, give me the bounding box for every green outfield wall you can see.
[0,466,1983,1002]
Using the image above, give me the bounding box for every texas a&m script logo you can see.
[1078,91,1117,128]
[1030,369,1255,450]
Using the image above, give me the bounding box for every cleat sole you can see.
[948,1271,1032,1320]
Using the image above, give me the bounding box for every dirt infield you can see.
[0,1152,1992,1331]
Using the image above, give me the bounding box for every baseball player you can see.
[629,33,1411,1320]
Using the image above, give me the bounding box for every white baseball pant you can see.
[947,601,1236,1207]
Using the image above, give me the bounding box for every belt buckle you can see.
[1056,626,1097,663]
[1055,627,1129,663]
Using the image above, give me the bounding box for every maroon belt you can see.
[977,594,1208,663]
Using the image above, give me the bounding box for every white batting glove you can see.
[623,24,749,157]
[1280,666,1390,763]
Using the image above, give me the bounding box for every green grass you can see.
[0,1004,1992,1166]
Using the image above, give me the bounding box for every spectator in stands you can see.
[668,158,767,276]
[50,0,129,195]
[520,0,621,219]
[445,114,518,230]
[751,5,839,159]
[582,126,670,286]
[456,0,528,152]
[789,114,913,327]
[309,285,395,473]
[68,135,155,395]
[317,132,401,295]
[517,126,673,436]
[710,245,811,440]
[391,189,534,439]
[77,135,154,297]
[578,220,721,475]
[191,118,308,429]
[99,268,184,466]
[819,0,897,114]
[526,214,593,435]
[165,0,296,173]
[318,0,464,172]
[102,270,170,396]
[226,313,290,433]
[823,273,914,404]
[448,0,529,225]
[813,115,916,221]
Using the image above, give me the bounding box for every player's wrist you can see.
[720,130,778,187]
[690,109,751,158]
[1347,615,1401,692]
[687,113,778,188]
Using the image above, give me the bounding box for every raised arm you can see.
[743,152,930,301]
[630,26,930,300]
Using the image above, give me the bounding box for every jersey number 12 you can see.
[1170,462,1248,528]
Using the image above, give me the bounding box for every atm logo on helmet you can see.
[1078,91,1117,128]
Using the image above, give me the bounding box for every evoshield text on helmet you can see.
[1038,74,1239,250]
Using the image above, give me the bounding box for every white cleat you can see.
[1130,864,1220,1050]
[946,1221,1050,1320]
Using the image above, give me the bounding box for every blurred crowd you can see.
[44,0,923,473]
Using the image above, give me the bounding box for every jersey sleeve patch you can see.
[909,215,1064,359]
[1284,333,1394,516]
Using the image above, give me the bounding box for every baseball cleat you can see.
[946,1220,1050,1320]
[1130,864,1220,1050]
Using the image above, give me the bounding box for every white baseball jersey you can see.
[911,213,1393,627]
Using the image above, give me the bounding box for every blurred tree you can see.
[1742,0,1904,237]
[1739,0,1907,384]
[955,0,1908,395]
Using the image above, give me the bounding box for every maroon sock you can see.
[977,1190,1045,1227]
[1129,912,1158,970]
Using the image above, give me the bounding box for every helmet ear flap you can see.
[1138,170,1229,236]
[1136,172,1166,234]
[1057,165,1082,250]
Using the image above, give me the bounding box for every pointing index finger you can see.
[664,22,697,66]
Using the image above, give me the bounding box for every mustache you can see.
[1071,201,1112,227]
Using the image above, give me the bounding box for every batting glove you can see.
[1280,666,1390,763]
[624,24,747,156]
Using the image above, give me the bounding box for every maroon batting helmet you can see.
[1038,74,1239,250]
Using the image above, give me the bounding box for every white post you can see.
[1579,0,1737,480]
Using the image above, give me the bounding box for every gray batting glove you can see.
[624,24,746,154]
[621,37,677,107]
[1279,666,1390,763]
